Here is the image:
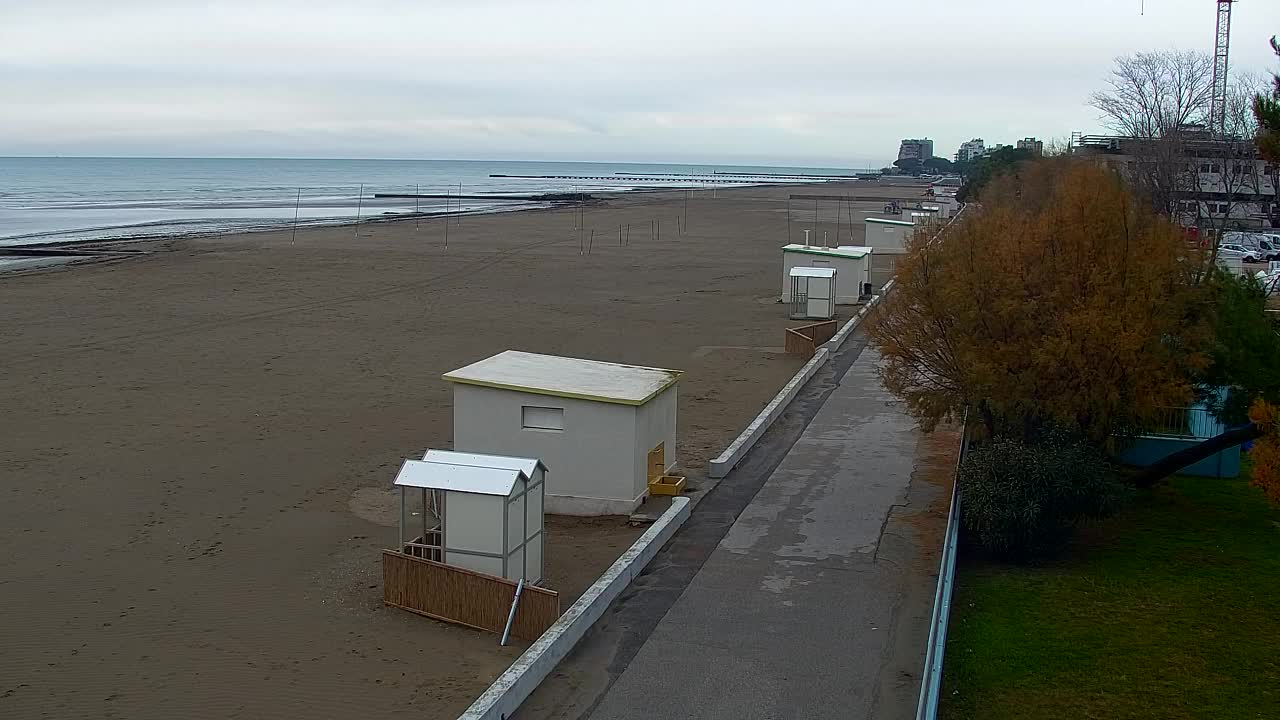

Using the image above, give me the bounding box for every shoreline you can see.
[0,181,840,256]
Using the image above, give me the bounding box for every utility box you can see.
[392,450,546,583]
[444,351,682,516]
[788,267,836,319]
[780,244,871,305]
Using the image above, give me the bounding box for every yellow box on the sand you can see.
[648,474,686,496]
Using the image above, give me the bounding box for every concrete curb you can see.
[707,283,893,480]
[458,496,692,720]
[706,347,830,479]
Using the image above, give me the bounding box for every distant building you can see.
[955,138,985,163]
[980,143,1013,157]
[897,138,934,163]
[1017,137,1044,155]
[1072,133,1278,230]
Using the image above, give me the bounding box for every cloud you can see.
[1,0,1277,164]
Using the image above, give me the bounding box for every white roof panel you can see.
[781,244,871,259]
[421,449,545,477]
[790,267,836,278]
[865,217,915,226]
[443,350,682,406]
[393,458,523,496]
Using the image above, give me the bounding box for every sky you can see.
[1,0,1278,167]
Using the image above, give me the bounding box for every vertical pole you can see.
[457,182,463,225]
[444,187,450,249]
[627,223,631,246]
[847,194,855,243]
[421,488,428,541]
[836,196,842,247]
[619,223,623,246]
[589,228,594,255]
[291,188,301,246]
[787,196,793,244]
[414,184,420,231]
[398,486,406,550]
[353,183,364,239]
[813,197,818,240]
[683,188,689,235]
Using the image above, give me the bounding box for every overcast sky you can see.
[2,0,1278,167]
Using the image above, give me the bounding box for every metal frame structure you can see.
[1209,0,1235,135]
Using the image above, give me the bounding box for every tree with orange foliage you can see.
[1248,400,1280,503]
[869,157,1211,446]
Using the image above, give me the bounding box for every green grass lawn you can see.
[941,472,1280,720]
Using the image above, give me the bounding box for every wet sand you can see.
[0,182,924,718]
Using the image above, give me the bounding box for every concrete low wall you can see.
[707,282,893,480]
[1120,436,1241,478]
[457,496,691,720]
[707,347,831,479]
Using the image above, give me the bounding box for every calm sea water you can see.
[0,157,866,247]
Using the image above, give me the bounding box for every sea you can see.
[0,157,870,248]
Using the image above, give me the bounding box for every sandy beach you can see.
[0,181,925,718]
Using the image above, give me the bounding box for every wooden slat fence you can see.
[382,550,559,641]
[784,320,839,358]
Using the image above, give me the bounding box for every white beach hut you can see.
[392,450,546,583]
[788,267,837,320]
[444,351,681,516]
[780,244,872,304]
[864,216,916,252]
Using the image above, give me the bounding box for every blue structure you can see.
[1119,402,1242,479]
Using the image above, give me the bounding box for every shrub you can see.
[959,437,1130,561]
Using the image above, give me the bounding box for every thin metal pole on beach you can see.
[787,197,793,244]
[354,183,364,239]
[627,223,631,246]
[414,184,420,231]
[291,188,301,246]
[836,197,842,247]
[444,187,450,249]
[589,229,594,255]
[683,189,689,235]
[457,182,463,226]
[813,198,818,241]
[619,224,622,247]
[846,194,855,243]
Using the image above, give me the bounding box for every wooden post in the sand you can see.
[618,224,622,247]
[354,183,364,239]
[626,223,631,246]
[589,229,594,255]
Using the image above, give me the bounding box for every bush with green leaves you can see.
[959,437,1129,560]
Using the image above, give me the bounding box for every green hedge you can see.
[959,437,1129,561]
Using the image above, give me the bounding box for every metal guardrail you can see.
[915,421,969,720]
[1141,406,1224,440]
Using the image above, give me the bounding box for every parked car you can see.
[1257,234,1280,261]
[1219,243,1262,263]
[1222,232,1280,261]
